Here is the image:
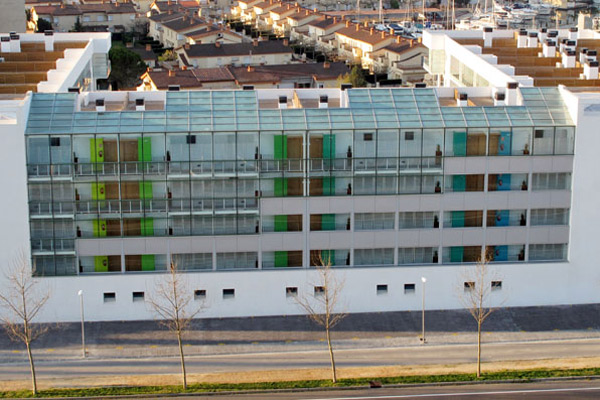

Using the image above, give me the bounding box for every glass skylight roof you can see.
[25,88,574,135]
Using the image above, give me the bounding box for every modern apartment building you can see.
[2,28,600,323]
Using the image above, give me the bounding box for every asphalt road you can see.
[154,380,600,399]
[1,338,599,380]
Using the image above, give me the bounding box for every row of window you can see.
[103,280,504,303]
[25,127,575,170]
[28,208,570,245]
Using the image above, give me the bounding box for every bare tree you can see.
[146,262,203,389]
[295,252,347,383]
[458,255,502,378]
[0,252,50,395]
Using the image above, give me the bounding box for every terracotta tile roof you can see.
[227,62,349,84]
[162,16,207,32]
[382,41,424,55]
[286,10,316,22]
[148,12,185,22]
[34,3,136,16]
[182,40,292,58]
[308,16,344,29]
[145,67,235,89]
[184,27,243,40]
[335,25,394,45]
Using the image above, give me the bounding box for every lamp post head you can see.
[78,290,83,296]
[421,277,427,283]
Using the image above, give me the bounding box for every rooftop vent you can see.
[494,91,506,106]
[414,82,427,88]
[67,87,80,93]
[278,95,287,109]
[242,85,254,90]
[341,83,352,91]
[9,34,20,53]
[168,85,180,91]
[319,95,328,109]
[95,98,105,112]
[135,98,145,111]
[44,30,54,52]
[1,37,10,53]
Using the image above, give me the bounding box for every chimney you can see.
[95,98,106,112]
[0,37,10,53]
[184,43,190,50]
[493,91,506,106]
[527,32,538,48]
[456,92,468,107]
[569,26,578,41]
[333,17,337,23]
[506,82,519,105]
[363,20,368,27]
[247,65,255,72]
[283,38,289,46]
[306,9,309,15]
[183,14,187,21]
[135,98,145,111]
[410,39,414,47]
[355,23,359,31]
[9,34,20,53]
[396,35,401,44]
[215,41,221,47]
[517,29,527,48]
[562,49,576,68]
[370,27,374,35]
[44,30,54,52]
[313,7,317,12]
[146,43,152,51]
[580,48,588,64]
[539,28,547,43]
[389,28,394,36]
[323,61,330,69]
[345,20,350,27]
[253,38,258,46]
[319,95,328,109]
[168,9,173,14]
[584,60,599,79]
[483,26,493,47]
[543,39,556,57]
[278,95,287,109]
[381,31,385,39]
[169,69,176,77]
[60,3,65,8]
[587,50,597,62]
[296,6,300,12]
[168,0,172,5]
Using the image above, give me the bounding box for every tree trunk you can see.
[25,339,37,395]
[477,320,482,378]
[176,330,187,390]
[326,326,337,383]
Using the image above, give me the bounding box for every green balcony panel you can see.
[274,251,288,267]
[274,134,287,159]
[320,250,335,265]
[141,254,155,271]
[322,214,336,230]
[93,219,107,237]
[274,178,288,196]
[451,211,465,228]
[90,138,104,163]
[453,131,467,156]
[141,218,154,236]
[138,137,152,162]
[323,134,336,159]
[139,181,153,200]
[274,215,288,232]
[94,256,108,272]
[323,176,335,196]
[452,175,466,192]
[91,182,106,201]
[450,246,464,263]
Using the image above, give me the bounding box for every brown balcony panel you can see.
[515,67,584,78]
[0,51,65,62]
[0,83,38,94]
[0,71,48,84]
[0,61,56,72]
[54,41,88,51]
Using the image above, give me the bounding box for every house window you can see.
[223,288,235,299]
[132,291,145,302]
[464,282,475,292]
[376,284,388,295]
[83,16,91,22]
[491,281,502,291]
[194,289,206,300]
[314,286,325,296]
[103,292,116,302]
[404,284,415,294]
[50,137,61,147]
[363,133,373,141]
[108,15,113,21]
[405,131,415,141]
[286,287,298,297]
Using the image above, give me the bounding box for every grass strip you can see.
[2,367,600,398]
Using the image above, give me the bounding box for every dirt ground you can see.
[2,357,600,392]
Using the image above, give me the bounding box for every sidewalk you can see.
[2,304,600,363]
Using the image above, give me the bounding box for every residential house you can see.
[160,14,209,48]
[267,3,296,31]
[33,2,137,32]
[334,21,396,68]
[231,0,262,22]
[130,43,159,68]
[183,26,244,45]
[227,61,349,88]
[278,8,319,37]
[148,10,182,42]
[176,39,293,68]
[149,0,201,15]
[370,39,427,82]
[252,0,280,28]
[138,67,237,90]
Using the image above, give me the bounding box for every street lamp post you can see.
[421,277,427,344]
[78,290,86,358]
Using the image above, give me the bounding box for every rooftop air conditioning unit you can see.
[278,96,287,109]
[95,98,105,112]
[168,85,181,91]
[136,98,145,111]
[319,95,328,109]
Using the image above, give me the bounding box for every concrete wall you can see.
[1,0,26,33]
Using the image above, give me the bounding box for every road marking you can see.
[301,386,600,400]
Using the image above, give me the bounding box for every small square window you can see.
[377,284,388,295]
[404,284,415,294]
[314,286,325,296]
[50,137,61,146]
[103,292,116,302]
[187,135,197,144]
[223,288,235,299]
[286,287,298,297]
[363,133,373,141]
[491,281,502,291]
[404,131,415,141]
[534,129,544,139]
[464,281,475,292]
[132,291,144,302]
[194,289,206,300]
